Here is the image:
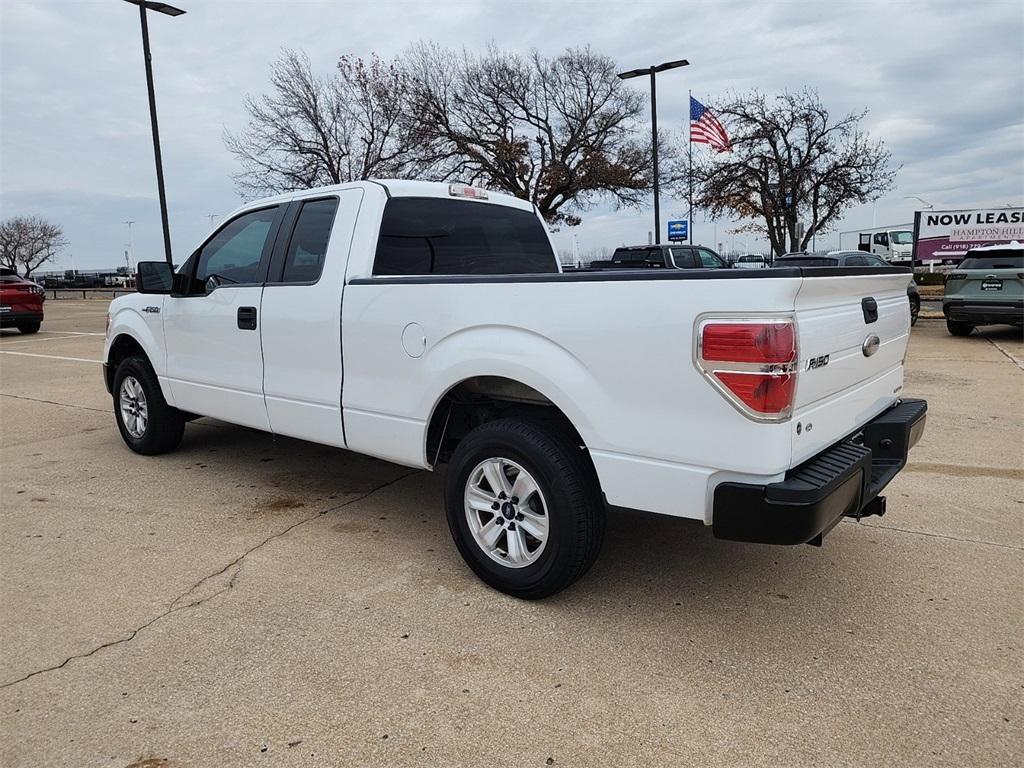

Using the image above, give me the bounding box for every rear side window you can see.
[373,198,556,275]
[612,249,643,262]
[669,247,695,268]
[281,198,338,283]
[959,254,1024,270]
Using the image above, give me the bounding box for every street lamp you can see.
[904,194,934,210]
[124,0,185,266]
[618,59,689,244]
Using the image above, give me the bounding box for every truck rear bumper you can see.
[712,398,927,545]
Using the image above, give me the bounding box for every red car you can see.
[0,267,45,334]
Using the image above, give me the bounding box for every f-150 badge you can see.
[806,354,829,370]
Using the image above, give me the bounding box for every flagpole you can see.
[688,90,694,246]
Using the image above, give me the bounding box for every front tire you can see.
[946,318,973,337]
[17,321,40,334]
[444,418,605,599]
[113,355,185,455]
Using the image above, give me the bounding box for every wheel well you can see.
[105,334,148,392]
[425,376,586,467]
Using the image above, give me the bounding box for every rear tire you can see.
[113,355,185,455]
[946,319,973,337]
[909,297,920,326]
[16,321,40,334]
[444,418,605,599]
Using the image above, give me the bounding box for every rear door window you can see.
[280,198,339,283]
[373,198,556,275]
[669,247,695,268]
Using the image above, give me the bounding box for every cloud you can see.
[1,0,1021,267]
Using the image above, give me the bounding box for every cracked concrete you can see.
[1,302,1021,768]
[1,470,418,690]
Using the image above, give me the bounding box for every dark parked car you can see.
[772,250,920,326]
[596,244,729,270]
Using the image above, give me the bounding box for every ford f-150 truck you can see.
[104,180,926,598]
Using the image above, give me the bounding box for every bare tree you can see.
[0,216,67,277]
[406,43,659,226]
[224,49,428,197]
[676,89,896,256]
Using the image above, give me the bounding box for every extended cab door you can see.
[162,205,283,430]
[260,189,363,447]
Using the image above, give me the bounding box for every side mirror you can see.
[136,261,174,294]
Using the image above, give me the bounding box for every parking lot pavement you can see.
[1,300,1021,768]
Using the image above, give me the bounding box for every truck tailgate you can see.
[791,272,912,462]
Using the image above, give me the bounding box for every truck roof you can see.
[236,180,536,215]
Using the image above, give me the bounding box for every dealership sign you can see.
[913,207,1024,262]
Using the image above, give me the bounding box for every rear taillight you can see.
[697,319,797,422]
[702,322,795,364]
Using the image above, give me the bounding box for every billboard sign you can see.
[667,220,688,242]
[913,207,1024,263]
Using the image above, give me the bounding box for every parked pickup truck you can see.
[104,180,927,599]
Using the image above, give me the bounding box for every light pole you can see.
[124,0,185,266]
[617,59,689,244]
[124,220,135,271]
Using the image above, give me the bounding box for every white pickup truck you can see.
[104,180,927,598]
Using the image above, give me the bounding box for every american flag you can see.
[690,96,731,153]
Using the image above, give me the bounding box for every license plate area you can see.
[981,279,1003,291]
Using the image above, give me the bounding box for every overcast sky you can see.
[1,0,1022,270]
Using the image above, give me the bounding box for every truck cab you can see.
[858,229,914,265]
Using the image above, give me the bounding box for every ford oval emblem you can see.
[862,334,881,357]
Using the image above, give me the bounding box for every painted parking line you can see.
[0,350,102,364]
[0,334,104,346]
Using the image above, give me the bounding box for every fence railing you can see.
[47,288,137,300]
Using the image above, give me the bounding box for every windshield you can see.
[959,254,1024,270]
[889,231,913,245]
